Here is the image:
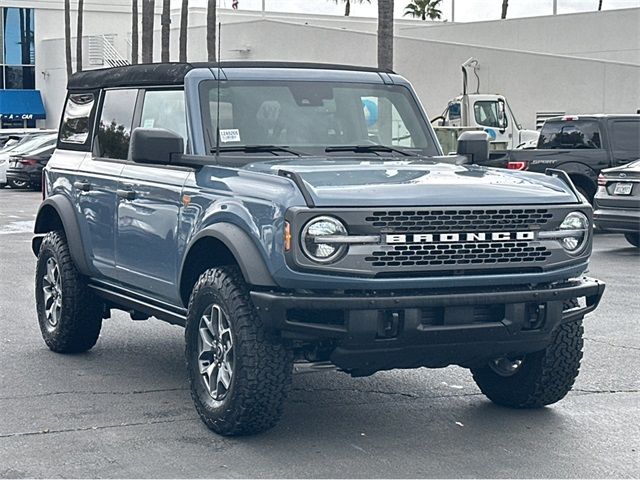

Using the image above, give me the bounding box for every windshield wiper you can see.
[212,145,302,156]
[324,144,416,157]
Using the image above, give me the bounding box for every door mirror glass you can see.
[130,128,184,165]
[497,99,507,129]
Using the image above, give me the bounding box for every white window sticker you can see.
[143,119,155,128]
[219,128,241,143]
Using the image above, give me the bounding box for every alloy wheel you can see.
[197,304,234,401]
[42,257,62,330]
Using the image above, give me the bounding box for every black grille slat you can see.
[365,208,552,233]
[365,241,552,268]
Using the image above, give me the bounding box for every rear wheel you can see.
[471,299,583,408]
[35,231,103,353]
[624,232,640,248]
[8,178,29,189]
[185,266,292,436]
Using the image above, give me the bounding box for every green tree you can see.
[403,0,443,20]
[332,0,370,17]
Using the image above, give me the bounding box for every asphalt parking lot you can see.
[0,189,638,479]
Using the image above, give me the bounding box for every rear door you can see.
[115,88,189,302]
[607,117,640,166]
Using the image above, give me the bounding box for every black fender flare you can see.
[550,161,598,186]
[32,196,94,276]
[180,222,276,288]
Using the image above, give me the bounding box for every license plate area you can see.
[613,182,633,195]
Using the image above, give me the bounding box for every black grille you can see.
[365,208,553,233]
[365,241,552,268]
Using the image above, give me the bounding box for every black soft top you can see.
[67,62,394,91]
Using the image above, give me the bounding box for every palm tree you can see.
[207,0,217,62]
[64,0,72,77]
[179,0,189,62]
[501,0,508,19]
[377,0,394,70]
[403,0,442,20]
[132,0,139,64]
[332,0,370,17]
[161,0,170,62]
[76,0,84,72]
[142,0,155,63]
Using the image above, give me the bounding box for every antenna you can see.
[215,22,222,160]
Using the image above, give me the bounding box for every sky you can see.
[180,0,640,21]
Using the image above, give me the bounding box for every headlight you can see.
[301,216,348,263]
[558,211,589,254]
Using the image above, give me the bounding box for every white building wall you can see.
[27,3,640,130]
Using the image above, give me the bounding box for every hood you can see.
[242,157,579,207]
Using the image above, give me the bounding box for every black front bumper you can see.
[251,277,605,375]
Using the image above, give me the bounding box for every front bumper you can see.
[251,277,605,375]
[594,207,640,233]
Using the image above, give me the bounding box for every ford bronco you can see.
[32,62,605,436]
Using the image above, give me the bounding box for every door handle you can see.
[73,180,91,192]
[117,189,136,200]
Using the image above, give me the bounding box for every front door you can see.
[115,88,189,302]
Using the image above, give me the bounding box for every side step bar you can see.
[89,283,187,327]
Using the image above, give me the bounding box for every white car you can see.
[0,133,57,188]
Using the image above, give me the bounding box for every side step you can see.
[89,282,187,327]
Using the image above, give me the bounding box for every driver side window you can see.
[474,101,506,129]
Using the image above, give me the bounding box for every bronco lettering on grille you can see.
[385,231,536,244]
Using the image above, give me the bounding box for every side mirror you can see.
[497,99,508,129]
[457,131,489,164]
[130,128,184,165]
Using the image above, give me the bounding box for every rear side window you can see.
[538,121,602,149]
[95,89,138,160]
[610,120,640,155]
[59,93,96,147]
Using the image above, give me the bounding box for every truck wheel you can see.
[624,233,640,248]
[8,178,29,189]
[35,231,103,353]
[471,300,583,408]
[185,266,292,436]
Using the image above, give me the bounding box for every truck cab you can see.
[438,93,539,150]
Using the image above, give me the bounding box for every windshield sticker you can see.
[220,129,241,143]
[143,119,155,128]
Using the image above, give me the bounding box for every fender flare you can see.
[32,196,94,276]
[180,222,276,288]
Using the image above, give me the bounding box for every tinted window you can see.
[59,93,95,145]
[3,8,34,65]
[140,90,187,142]
[610,120,640,155]
[96,89,138,160]
[538,121,602,149]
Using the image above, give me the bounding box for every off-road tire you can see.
[185,266,293,436]
[624,232,640,248]
[471,299,583,408]
[35,231,103,353]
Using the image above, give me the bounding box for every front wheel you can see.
[624,232,640,248]
[471,301,583,408]
[185,266,292,436]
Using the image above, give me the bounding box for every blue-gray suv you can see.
[32,62,605,435]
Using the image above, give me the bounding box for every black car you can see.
[6,143,56,190]
[594,159,640,247]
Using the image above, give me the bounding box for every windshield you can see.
[199,80,439,157]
